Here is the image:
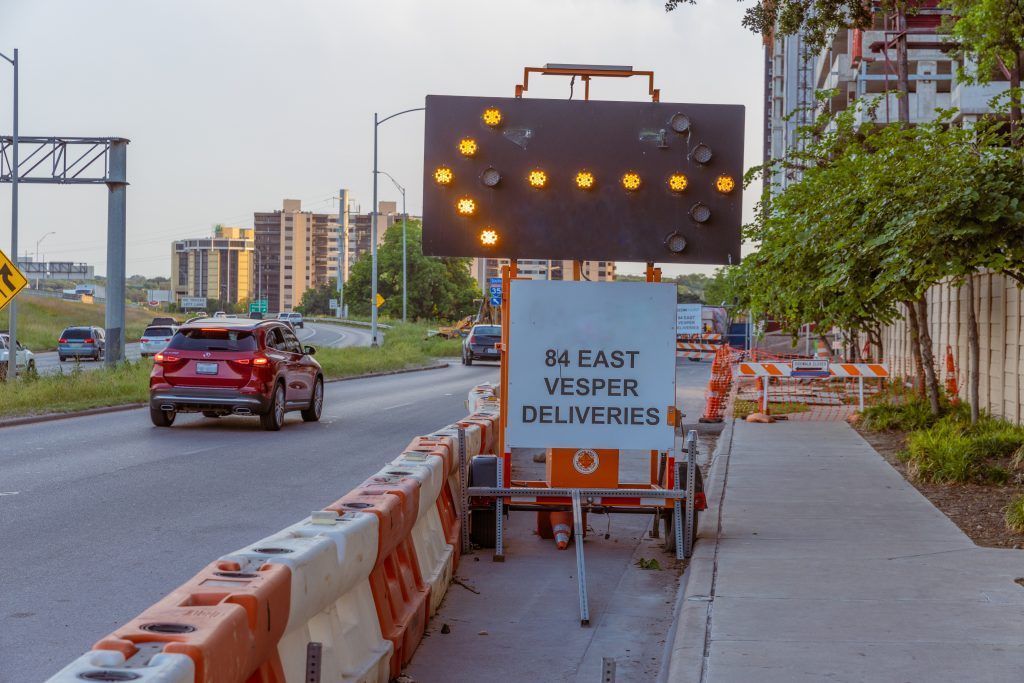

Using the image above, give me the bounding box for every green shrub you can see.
[904,415,1024,484]
[1005,495,1024,533]
[860,392,970,432]
[732,400,811,419]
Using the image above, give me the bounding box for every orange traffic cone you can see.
[861,340,871,360]
[551,511,573,550]
[944,345,959,404]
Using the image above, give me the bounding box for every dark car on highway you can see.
[57,326,106,362]
[461,324,501,365]
[148,318,324,431]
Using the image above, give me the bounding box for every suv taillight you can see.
[59,338,67,344]
[230,355,269,367]
[468,335,477,345]
[140,338,150,343]
[84,338,95,344]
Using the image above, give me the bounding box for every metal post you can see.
[401,187,407,323]
[104,139,127,365]
[672,460,684,561]
[684,430,698,559]
[572,489,590,626]
[858,376,865,412]
[6,48,18,380]
[762,376,769,413]
[457,427,470,554]
[494,453,505,562]
[370,113,379,347]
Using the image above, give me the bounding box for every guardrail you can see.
[308,317,393,330]
[48,385,501,683]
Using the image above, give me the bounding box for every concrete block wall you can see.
[880,272,1024,424]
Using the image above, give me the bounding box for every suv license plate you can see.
[196,362,219,375]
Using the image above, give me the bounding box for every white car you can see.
[0,333,35,375]
[277,312,304,329]
[140,325,178,358]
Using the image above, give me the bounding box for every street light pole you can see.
[371,113,379,347]
[1,48,18,380]
[379,171,407,323]
[371,106,423,345]
[35,230,55,290]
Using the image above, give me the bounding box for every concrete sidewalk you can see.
[669,420,1024,683]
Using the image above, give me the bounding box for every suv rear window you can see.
[144,327,173,337]
[61,328,92,340]
[474,326,501,336]
[168,328,258,352]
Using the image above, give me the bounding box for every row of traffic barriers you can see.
[48,384,500,683]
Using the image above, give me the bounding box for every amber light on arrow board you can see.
[574,171,595,190]
[668,173,689,193]
[527,169,548,189]
[479,228,499,246]
[434,167,454,186]
[458,138,478,157]
[456,197,477,216]
[621,172,642,191]
[715,174,736,193]
[482,107,502,127]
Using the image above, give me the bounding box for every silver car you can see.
[57,326,106,362]
[140,325,178,358]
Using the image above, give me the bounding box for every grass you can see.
[0,321,463,419]
[902,414,1024,484]
[0,361,152,417]
[1005,495,1024,533]
[732,399,811,419]
[9,292,154,351]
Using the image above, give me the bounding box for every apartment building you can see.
[471,258,616,293]
[767,1,1010,188]
[171,226,255,305]
[253,199,339,312]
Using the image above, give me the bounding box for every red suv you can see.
[149,319,324,431]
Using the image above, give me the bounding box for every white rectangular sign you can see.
[179,296,207,309]
[329,299,338,310]
[507,280,677,450]
[676,304,702,335]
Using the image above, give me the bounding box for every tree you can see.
[344,219,479,321]
[297,278,337,316]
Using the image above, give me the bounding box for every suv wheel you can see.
[301,377,324,422]
[465,352,474,366]
[261,383,286,431]
[150,406,176,427]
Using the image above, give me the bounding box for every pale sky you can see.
[0,0,764,279]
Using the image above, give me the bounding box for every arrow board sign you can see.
[507,280,677,450]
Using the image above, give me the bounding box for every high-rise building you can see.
[171,226,255,305]
[342,201,397,282]
[253,199,340,312]
[470,258,616,293]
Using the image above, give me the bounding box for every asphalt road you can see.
[0,361,499,681]
[30,321,371,376]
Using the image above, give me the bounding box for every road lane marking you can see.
[384,402,414,410]
[0,491,20,496]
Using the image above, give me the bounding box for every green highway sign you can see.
[249,299,268,313]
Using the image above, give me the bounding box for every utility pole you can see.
[336,188,348,319]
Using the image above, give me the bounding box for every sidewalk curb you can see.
[660,418,736,683]
[0,362,453,430]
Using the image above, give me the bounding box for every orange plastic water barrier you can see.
[368,536,430,678]
[94,561,290,683]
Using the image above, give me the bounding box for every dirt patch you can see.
[857,428,1024,549]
